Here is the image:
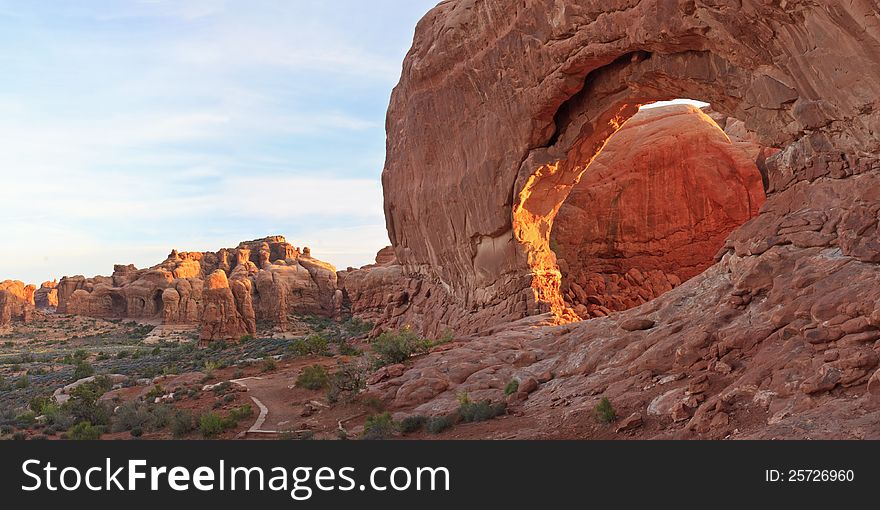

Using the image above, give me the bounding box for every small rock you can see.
[621,318,656,332]
[519,377,539,394]
[615,412,643,433]
[671,402,692,422]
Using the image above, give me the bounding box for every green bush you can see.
[371,327,431,368]
[14,374,29,389]
[73,361,95,380]
[595,397,617,424]
[144,385,165,401]
[296,365,330,390]
[199,413,224,438]
[170,410,194,437]
[211,381,231,395]
[504,380,520,396]
[228,405,253,423]
[29,396,52,414]
[361,412,398,440]
[327,361,368,404]
[15,411,37,428]
[400,415,427,434]
[67,421,102,440]
[260,355,277,373]
[240,334,255,343]
[289,333,331,357]
[458,399,507,423]
[130,427,143,438]
[338,342,362,356]
[425,415,454,435]
[64,378,112,426]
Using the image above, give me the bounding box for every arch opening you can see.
[549,102,767,319]
[510,50,787,324]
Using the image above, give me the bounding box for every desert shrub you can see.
[595,397,617,424]
[0,375,8,391]
[117,350,131,359]
[459,400,507,423]
[211,381,231,395]
[144,385,165,401]
[13,431,28,440]
[362,412,398,440]
[260,355,277,373]
[296,365,330,390]
[203,360,220,379]
[338,342,362,357]
[433,329,455,346]
[171,410,194,437]
[15,411,37,428]
[400,415,427,434]
[199,413,224,438]
[362,396,385,412]
[371,327,431,368]
[151,346,161,355]
[111,402,151,433]
[29,395,52,414]
[457,393,506,423]
[289,334,331,357]
[130,427,143,438]
[67,421,102,440]
[327,360,368,404]
[14,374,30,389]
[63,377,112,426]
[73,361,95,380]
[228,405,253,422]
[425,415,454,435]
[240,334,255,343]
[504,380,520,396]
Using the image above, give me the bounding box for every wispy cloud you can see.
[0,0,437,283]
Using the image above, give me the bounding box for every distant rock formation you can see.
[34,281,58,310]
[0,280,35,326]
[55,237,342,344]
[551,105,766,318]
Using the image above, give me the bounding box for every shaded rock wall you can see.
[382,0,880,334]
[552,104,765,318]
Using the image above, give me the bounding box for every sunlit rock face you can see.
[552,105,766,318]
[381,0,880,335]
[361,1,880,439]
[0,280,36,326]
[54,237,341,343]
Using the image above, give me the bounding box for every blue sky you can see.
[0,0,438,284]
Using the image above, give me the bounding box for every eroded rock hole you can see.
[551,103,767,319]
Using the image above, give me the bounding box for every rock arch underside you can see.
[364,0,880,438]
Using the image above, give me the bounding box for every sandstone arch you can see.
[382,0,880,334]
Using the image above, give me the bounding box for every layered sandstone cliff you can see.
[552,104,766,318]
[55,237,342,343]
[381,0,880,335]
[0,280,36,327]
[359,1,880,438]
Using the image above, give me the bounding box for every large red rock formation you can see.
[552,104,766,318]
[0,280,36,326]
[359,1,880,438]
[55,237,341,343]
[380,0,880,336]
[34,281,58,310]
